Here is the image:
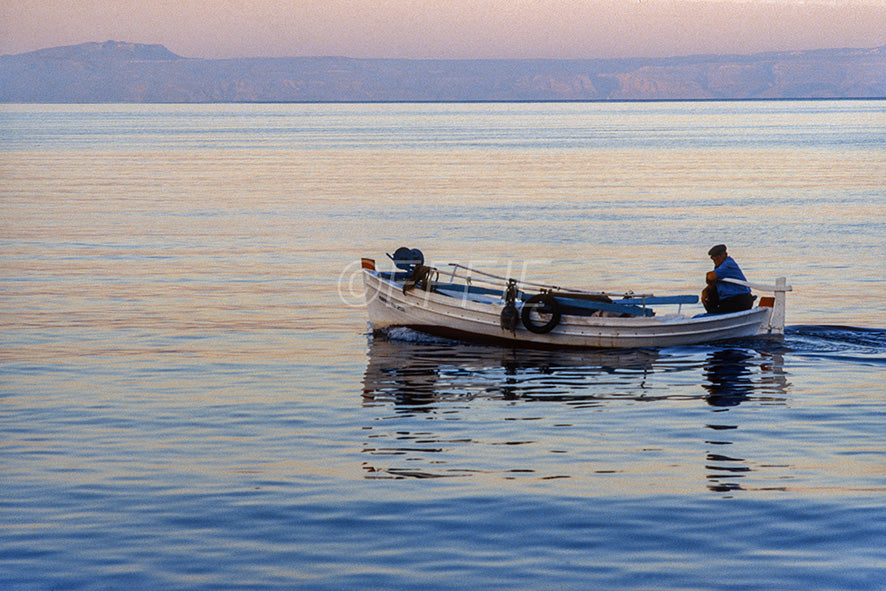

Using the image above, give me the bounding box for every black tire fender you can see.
[521,293,561,334]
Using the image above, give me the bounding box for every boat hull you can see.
[363,269,776,349]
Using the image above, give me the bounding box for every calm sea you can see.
[1,101,885,590]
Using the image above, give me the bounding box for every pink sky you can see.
[2,0,885,59]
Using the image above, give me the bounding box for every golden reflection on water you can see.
[5,143,882,330]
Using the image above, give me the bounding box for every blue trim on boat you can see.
[433,282,506,298]
[620,295,698,306]
[559,297,653,317]
[378,271,412,281]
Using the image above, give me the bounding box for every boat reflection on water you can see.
[361,329,791,493]
[362,329,661,406]
[702,347,790,494]
[704,349,759,407]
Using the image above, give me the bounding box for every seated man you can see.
[702,244,755,314]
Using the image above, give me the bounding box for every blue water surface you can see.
[1,101,885,590]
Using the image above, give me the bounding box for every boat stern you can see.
[755,276,790,335]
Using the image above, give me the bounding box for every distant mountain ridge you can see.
[20,41,183,62]
[2,41,885,102]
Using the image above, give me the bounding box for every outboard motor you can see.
[391,247,424,272]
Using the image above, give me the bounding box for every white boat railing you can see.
[720,277,792,293]
[444,263,652,299]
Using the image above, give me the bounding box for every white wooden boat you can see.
[361,249,792,349]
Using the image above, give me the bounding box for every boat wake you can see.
[371,326,457,345]
[784,325,886,366]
